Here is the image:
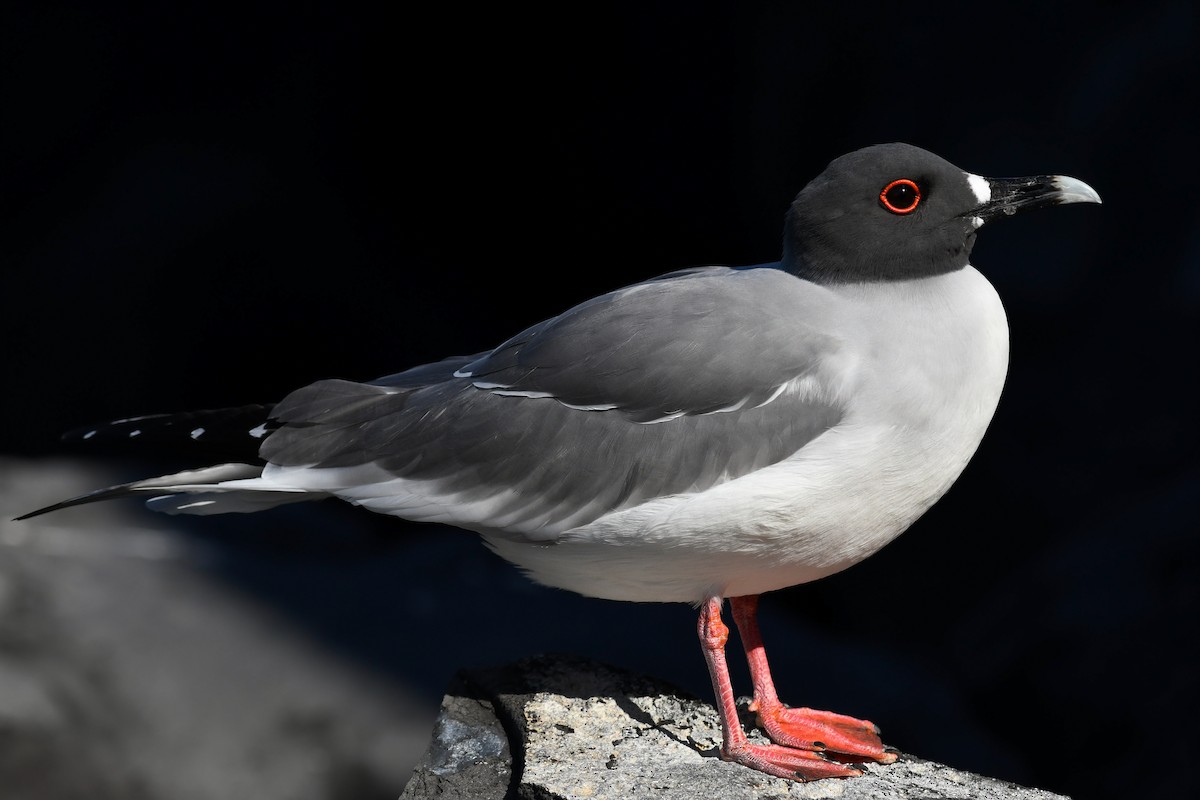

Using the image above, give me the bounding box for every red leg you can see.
[729,594,897,764]
[698,597,863,780]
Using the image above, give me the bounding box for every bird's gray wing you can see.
[261,266,845,538]
[454,266,833,421]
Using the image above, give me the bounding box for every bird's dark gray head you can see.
[782,143,1101,285]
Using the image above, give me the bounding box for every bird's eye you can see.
[879,179,922,214]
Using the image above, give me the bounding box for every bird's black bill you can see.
[974,175,1102,223]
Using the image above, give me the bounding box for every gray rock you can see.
[403,654,1070,800]
[1,459,433,800]
[398,677,513,799]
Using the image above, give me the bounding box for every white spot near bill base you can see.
[966,172,991,205]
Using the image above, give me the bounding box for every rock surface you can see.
[402,654,1071,800]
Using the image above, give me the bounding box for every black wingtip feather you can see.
[61,404,278,461]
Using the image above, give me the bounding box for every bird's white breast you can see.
[487,266,1009,603]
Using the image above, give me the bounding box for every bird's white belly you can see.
[491,267,1009,603]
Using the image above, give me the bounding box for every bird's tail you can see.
[17,404,326,520]
[15,462,322,520]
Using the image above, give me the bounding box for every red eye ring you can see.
[880,179,922,214]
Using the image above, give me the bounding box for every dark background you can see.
[3,3,1197,799]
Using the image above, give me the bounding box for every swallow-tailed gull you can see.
[21,143,1101,780]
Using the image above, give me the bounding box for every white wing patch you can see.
[469,374,819,423]
[639,376,805,424]
[488,389,555,399]
[559,401,619,411]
